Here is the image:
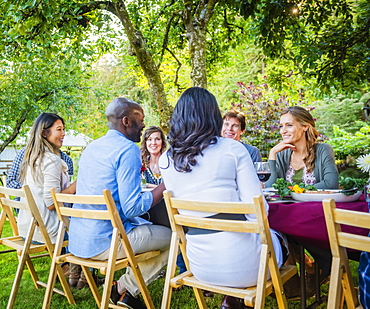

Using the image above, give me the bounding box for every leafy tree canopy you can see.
[0,55,90,152]
[237,0,370,91]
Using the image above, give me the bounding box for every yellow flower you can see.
[293,184,305,193]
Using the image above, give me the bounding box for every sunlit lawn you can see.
[0,220,358,308]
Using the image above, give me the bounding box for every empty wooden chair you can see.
[43,187,160,309]
[0,185,73,309]
[161,191,297,309]
[323,198,370,308]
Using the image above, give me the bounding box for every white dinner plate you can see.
[291,190,362,203]
[263,187,278,193]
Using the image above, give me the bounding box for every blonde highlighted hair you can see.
[19,113,64,185]
[281,106,319,173]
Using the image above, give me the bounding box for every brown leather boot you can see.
[220,295,253,309]
[69,272,80,288]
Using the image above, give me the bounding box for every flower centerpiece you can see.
[140,164,147,188]
[356,154,370,175]
[356,154,370,202]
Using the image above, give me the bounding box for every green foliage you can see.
[327,124,370,160]
[272,178,293,199]
[238,0,370,92]
[230,81,306,158]
[339,176,367,195]
[0,56,90,152]
[312,92,366,137]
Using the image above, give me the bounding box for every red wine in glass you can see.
[253,162,271,183]
[257,172,271,183]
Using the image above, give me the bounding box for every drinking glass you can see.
[253,162,271,183]
[364,180,370,203]
[152,164,161,180]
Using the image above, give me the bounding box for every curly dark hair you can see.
[166,87,222,173]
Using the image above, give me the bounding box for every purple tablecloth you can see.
[268,194,369,249]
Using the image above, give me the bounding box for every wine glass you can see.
[152,164,161,180]
[364,180,370,203]
[253,162,271,183]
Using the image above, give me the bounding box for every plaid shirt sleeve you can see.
[359,244,370,308]
[6,147,25,189]
[59,151,74,176]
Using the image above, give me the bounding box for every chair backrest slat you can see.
[0,186,30,236]
[59,207,111,220]
[170,198,257,214]
[174,214,260,234]
[337,232,370,252]
[1,198,29,211]
[334,208,370,230]
[0,186,26,199]
[53,193,106,205]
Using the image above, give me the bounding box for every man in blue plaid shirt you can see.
[359,237,370,308]
[6,147,74,189]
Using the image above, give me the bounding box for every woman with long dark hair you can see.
[160,87,287,309]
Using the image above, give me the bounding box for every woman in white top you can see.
[18,113,76,244]
[159,87,287,309]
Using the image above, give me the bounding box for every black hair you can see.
[167,87,222,172]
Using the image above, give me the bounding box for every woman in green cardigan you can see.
[265,106,338,189]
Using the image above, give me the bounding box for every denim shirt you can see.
[68,130,153,258]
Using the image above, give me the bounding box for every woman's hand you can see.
[268,142,296,160]
[47,204,56,211]
[61,181,77,194]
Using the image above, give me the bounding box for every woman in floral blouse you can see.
[265,106,338,189]
[140,126,167,186]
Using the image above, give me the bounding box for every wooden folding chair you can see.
[0,185,73,309]
[161,192,297,309]
[43,187,161,309]
[323,198,370,309]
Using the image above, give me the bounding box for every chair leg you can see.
[255,245,269,309]
[193,287,207,309]
[25,254,41,289]
[7,252,33,308]
[161,233,180,309]
[327,257,344,308]
[55,264,75,304]
[81,265,102,307]
[42,223,69,309]
[99,229,120,309]
[341,260,359,309]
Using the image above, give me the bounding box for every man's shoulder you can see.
[241,142,259,152]
[83,131,138,156]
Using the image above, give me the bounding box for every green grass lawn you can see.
[0,220,358,308]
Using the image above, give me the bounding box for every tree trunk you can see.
[109,1,172,133]
[0,109,30,154]
[182,0,218,89]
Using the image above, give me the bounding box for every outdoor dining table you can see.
[267,194,369,309]
[268,194,369,250]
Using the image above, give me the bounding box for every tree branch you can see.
[165,47,185,93]
[0,108,30,153]
[159,11,181,66]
